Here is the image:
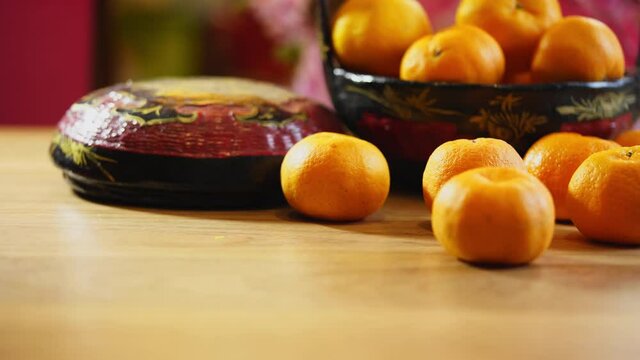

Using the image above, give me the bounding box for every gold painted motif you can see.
[71,78,308,128]
[556,91,636,121]
[50,133,117,182]
[346,85,464,120]
[233,105,308,126]
[470,94,548,143]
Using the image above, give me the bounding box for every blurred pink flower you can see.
[248,0,314,43]
[249,0,330,105]
[291,38,332,107]
[417,0,457,30]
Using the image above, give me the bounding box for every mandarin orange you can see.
[400,25,505,84]
[567,146,640,244]
[422,138,526,210]
[332,0,432,77]
[531,16,625,82]
[281,132,390,221]
[615,129,640,147]
[432,167,555,265]
[523,132,620,220]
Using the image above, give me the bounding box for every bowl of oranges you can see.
[318,0,639,172]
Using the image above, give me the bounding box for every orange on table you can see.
[400,25,505,84]
[567,146,640,245]
[456,0,562,77]
[531,16,625,82]
[523,132,620,220]
[615,130,640,147]
[422,138,525,210]
[280,132,390,222]
[332,0,432,77]
[432,167,555,265]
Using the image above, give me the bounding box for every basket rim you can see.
[332,68,638,91]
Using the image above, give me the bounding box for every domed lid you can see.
[57,77,345,158]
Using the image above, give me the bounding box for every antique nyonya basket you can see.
[50,77,346,208]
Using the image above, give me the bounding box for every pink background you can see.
[0,0,94,125]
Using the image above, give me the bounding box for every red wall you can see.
[0,0,94,125]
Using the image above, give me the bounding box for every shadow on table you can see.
[272,208,434,241]
[107,202,289,223]
[550,225,640,252]
[106,195,638,252]
[109,201,430,242]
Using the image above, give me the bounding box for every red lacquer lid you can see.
[58,77,346,158]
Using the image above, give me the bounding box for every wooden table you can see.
[1,128,639,359]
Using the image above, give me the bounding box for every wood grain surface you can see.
[1,128,639,359]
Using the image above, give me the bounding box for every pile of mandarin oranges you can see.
[331,0,625,84]
[280,0,640,267]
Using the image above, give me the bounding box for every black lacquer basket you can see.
[318,0,639,185]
